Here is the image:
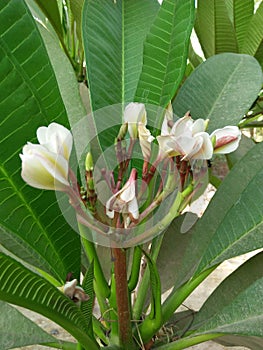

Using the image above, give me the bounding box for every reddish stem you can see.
[112,247,135,349]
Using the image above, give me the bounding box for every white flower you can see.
[157,113,213,160]
[37,122,72,161]
[106,169,139,227]
[210,126,241,154]
[124,102,147,138]
[20,123,72,191]
[20,143,70,191]
[59,279,89,303]
[138,123,155,160]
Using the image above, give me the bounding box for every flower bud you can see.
[85,152,94,172]
[20,143,70,191]
[210,126,241,154]
[124,102,146,138]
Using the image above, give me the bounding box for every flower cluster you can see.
[20,103,241,236]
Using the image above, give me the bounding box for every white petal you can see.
[192,119,206,134]
[211,126,241,154]
[37,123,73,160]
[173,135,201,158]
[21,143,69,191]
[105,194,116,219]
[120,181,136,203]
[157,135,174,157]
[138,124,154,159]
[63,279,78,298]
[128,196,139,220]
[171,115,193,137]
[189,132,213,160]
[161,103,173,135]
[124,103,146,138]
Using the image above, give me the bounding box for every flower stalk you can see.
[112,247,136,349]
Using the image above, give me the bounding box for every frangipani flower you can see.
[157,113,213,160]
[59,279,89,303]
[20,123,72,191]
[211,126,241,154]
[124,102,147,138]
[106,169,139,227]
[37,122,73,161]
[20,143,70,191]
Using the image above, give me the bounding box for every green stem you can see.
[133,235,163,321]
[79,231,110,299]
[132,184,194,320]
[128,246,142,291]
[125,184,193,247]
[112,248,136,350]
[162,266,218,325]
[137,249,162,344]
[155,333,223,349]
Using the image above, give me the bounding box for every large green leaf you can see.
[0,253,99,350]
[135,0,195,107]
[0,301,56,349]
[174,142,263,287]
[190,252,263,337]
[82,0,160,112]
[0,0,80,282]
[195,0,238,58]
[172,53,263,132]
[241,2,263,56]
[233,0,254,50]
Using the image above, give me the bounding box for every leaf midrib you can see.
[207,56,245,120]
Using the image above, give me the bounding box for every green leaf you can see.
[233,0,254,50]
[0,253,99,350]
[69,0,84,45]
[214,334,263,349]
[135,0,195,107]
[0,301,55,349]
[226,134,255,169]
[157,214,195,294]
[241,2,263,56]
[175,142,263,286]
[33,0,63,42]
[36,20,87,128]
[195,0,238,58]
[0,0,80,282]
[254,40,263,69]
[81,261,95,338]
[190,252,263,337]
[172,53,263,133]
[188,42,203,69]
[82,0,159,112]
